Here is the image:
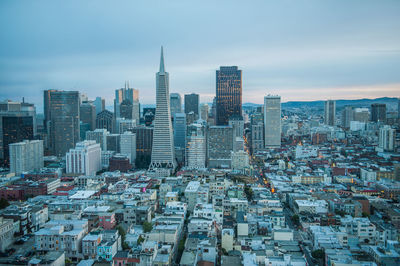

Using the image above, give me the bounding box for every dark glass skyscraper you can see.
[0,101,36,165]
[371,103,386,123]
[216,66,242,125]
[46,90,80,157]
[184,93,199,116]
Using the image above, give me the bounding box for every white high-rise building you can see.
[9,140,43,175]
[264,95,281,148]
[379,125,396,152]
[86,129,109,151]
[120,131,136,164]
[186,123,206,169]
[149,47,177,170]
[66,140,101,176]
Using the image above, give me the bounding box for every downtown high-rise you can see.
[324,100,336,126]
[264,95,281,148]
[149,47,177,170]
[44,90,80,157]
[216,66,242,125]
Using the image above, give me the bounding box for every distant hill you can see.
[243,97,399,111]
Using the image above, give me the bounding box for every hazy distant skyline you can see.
[1,0,400,112]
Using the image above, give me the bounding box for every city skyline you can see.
[1,0,400,110]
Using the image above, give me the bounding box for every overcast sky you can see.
[1,0,400,112]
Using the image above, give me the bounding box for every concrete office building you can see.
[186,123,206,169]
[93,97,105,114]
[264,95,281,148]
[115,83,139,122]
[86,129,109,151]
[120,131,136,165]
[184,93,199,117]
[96,110,114,133]
[324,100,336,126]
[207,126,234,168]
[80,102,96,131]
[170,93,182,118]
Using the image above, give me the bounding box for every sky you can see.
[0,0,400,112]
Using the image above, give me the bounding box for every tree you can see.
[291,214,300,226]
[137,235,145,245]
[116,225,129,250]
[244,186,254,201]
[142,221,153,233]
[312,249,325,259]
[0,198,10,209]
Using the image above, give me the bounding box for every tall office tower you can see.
[324,100,336,126]
[86,129,109,151]
[130,126,153,168]
[149,47,177,170]
[229,115,244,138]
[353,108,370,123]
[186,123,206,169]
[80,102,96,130]
[379,125,396,152]
[9,140,43,175]
[216,66,242,125]
[341,106,354,128]
[93,97,105,114]
[251,123,264,154]
[96,110,114,133]
[66,140,101,176]
[170,93,182,118]
[106,134,121,153]
[0,101,36,165]
[120,131,136,164]
[116,118,136,134]
[43,90,56,131]
[119,99,134,120]
[264,96,281,148]
[200,104,209,121]
[173,113,186,149]
[184,93,199,117]
[114,83,139,122]
[207,126,234,168]
[208,97,217,125]
[46,90,80,157]
[371,103,386,123]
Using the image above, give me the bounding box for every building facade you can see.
[170,93,182,118]
[186,123,206,169]
[324,100,336,126]
[264,95,281,148]
[216,66,242,126]
[149,47,177,170]
[66,140,101,176]
[46,90,80,157]
[184,93,199,117]
[9,140,43,175]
